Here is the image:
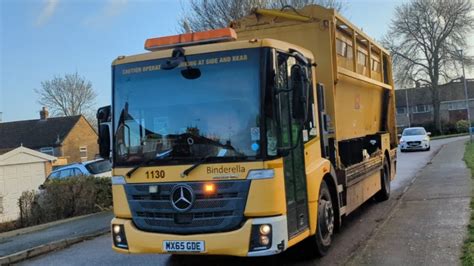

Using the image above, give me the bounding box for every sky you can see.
[0,0,473,122]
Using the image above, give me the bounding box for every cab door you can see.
[275,52,309,238]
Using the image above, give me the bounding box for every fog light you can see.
[112,224,128,249]
[259,235,270,246]
[259,224,271,235]
[113,225,121,234]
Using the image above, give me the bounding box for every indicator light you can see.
[204,183,216,194]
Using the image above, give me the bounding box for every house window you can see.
[40,147,54,156]
[412,104,431,113]
[80,146,88,161]
[396,107,406,114]
[447,101,467,110]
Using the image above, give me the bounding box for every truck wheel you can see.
[299,180,334,258]
[375,159,390,201]
[315,181,334,256]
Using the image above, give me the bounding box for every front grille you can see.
[124,180,250,234]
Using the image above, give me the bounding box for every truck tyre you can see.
[375,159,390,202]
[315,180,334,256]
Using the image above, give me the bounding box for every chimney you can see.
[40,107,49,120]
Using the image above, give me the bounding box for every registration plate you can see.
[163,241,205,253]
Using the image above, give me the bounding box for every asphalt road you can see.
[21,136,469,266]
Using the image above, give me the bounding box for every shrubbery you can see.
[16,176,111,229]
[457,120,470,133]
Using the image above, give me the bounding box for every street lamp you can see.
[458,49,472,142]
[405,89,411,127]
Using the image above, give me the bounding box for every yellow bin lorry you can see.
[98,5,397,257]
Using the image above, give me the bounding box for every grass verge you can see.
[462,141,474,266]
[431,133,468,140]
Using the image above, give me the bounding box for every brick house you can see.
[395,79,474,130]
[0,108,98,165]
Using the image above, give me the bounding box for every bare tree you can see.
[384,0,473,132]
[180,0,345,32]
[35,72,97,118]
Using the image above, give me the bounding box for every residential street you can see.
[20,136,469,266]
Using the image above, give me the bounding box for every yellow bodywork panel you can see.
[112,218,252,256]
[346,170,381,214]
[304,138,332,235]
[245,159,287,216]
[113,161,264,183]
[112,185,131,218]
[233,4,397,150]
[334,73,384,140]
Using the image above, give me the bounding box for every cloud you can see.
[83,0,128,26]
[36,0,59,26]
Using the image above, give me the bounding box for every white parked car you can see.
[47,159,112,180]
[399,127,431,152]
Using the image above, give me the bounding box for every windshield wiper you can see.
[181,154,215,177]
[126,149,173,178]
[126,159,156,178]
[180,154,250,178]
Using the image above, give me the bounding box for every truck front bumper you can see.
[111,215,288,257]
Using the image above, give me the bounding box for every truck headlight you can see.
[249,224,272,251]
[112,224,128,249]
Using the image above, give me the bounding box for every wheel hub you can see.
[320,199,334,238]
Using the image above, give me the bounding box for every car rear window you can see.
[85,160,112,174]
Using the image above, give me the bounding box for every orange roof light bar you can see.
[145,28,237,51]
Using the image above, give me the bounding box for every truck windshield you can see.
[113,48,262,166]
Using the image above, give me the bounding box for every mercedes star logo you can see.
[170,185,194,212]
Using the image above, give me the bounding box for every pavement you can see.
[348,139,471,265]
[0,211,113,264]
[5,136,471,265]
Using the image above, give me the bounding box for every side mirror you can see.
[99,124,111,159]
[97,106,112,159]
[427,132,431,136]
[290,65,308,122]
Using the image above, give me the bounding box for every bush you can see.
[457,120,470,133]
[442,122,459,135]
[15,176,112,229]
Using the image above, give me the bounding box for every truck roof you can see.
[112,38,314,66]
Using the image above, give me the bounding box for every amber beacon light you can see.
[144,28,238,51]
